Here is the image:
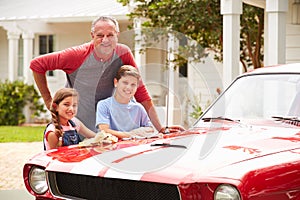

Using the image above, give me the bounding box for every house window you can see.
[179,37,188,78]
[39,35,54,76]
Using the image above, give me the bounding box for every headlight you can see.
[214,184,241,200]
[29,166,48,194]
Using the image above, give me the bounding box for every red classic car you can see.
[23,63,300,200]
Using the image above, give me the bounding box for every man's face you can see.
[91,20,118,56]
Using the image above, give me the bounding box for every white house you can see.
[0,0,299,127]
[222,0,300,87]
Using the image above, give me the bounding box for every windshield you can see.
[195,73,300,126]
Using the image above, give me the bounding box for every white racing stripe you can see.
[104,168,144,180]
[70,156,107,176]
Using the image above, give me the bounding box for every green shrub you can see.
[0,80,46,125]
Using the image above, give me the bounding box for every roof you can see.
[0,0,129,22]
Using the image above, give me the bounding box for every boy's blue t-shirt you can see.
[95,96,152,131]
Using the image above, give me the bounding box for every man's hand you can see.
[159,125,185,134]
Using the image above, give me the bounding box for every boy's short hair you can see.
[115,65,141,81]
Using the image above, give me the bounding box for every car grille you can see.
[47,172,180,200]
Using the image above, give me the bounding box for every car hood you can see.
[31,124,300,185]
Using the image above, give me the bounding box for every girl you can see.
[44,88,96,150]
[95,65,154,139]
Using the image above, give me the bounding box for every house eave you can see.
[243,0,265,8]
[0,15,129,23]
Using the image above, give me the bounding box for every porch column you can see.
[22,32,34,84]
[166,33,177,126]
[221,0,243,88]
[264,0,288,66]
[22,32,35,123]
[7,31,20,82]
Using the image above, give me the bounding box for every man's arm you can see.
[140,100,163,132]
[141,99,186,133]
[33,71,52,110]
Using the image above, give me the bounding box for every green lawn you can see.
[0,126,45,143]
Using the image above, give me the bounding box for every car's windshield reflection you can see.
[194,74,300,127]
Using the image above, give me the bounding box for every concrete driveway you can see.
[0,142,42,200]
[0,190,34,200]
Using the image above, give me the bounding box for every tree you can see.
[118,0,264,71]
[240,4,264,70]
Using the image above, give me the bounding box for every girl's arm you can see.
[47,131,62,149]
[77,119,97,138]
[98,124,131,139]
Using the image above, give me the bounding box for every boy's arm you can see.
[98,124,131,139]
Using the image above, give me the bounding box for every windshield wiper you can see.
[272,116,300,123]
[150,143,187,149]
[201,116,240,123]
